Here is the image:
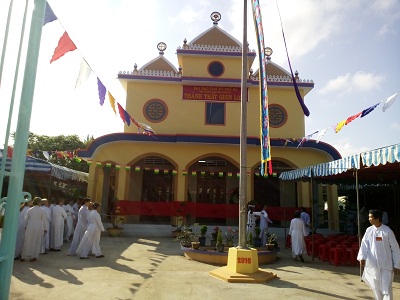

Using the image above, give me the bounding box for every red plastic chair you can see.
[345,247,359,266]
[307,238,322,257]
[319,243,330,261]
[329,246,346,266]
[286,234,291,248]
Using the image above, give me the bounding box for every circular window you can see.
[208,61,224,77]
[269,104,287,128]
[143,99,168,123]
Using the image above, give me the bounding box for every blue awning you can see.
[279,143,400,181]
[361,143,400,167]
[0,155,88,182]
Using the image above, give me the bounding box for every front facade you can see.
[77,15,341,229]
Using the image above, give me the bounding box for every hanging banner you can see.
[251,0,271,175]
[182,85,241,102]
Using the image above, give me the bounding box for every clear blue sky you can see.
[1,0,399,158]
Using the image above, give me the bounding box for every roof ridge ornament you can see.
[210,12,221,25]
[157,42,167,55]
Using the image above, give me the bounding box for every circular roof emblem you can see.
[269,104,287,128]
[144,99,168,123]
[157,42,167,54]
[210,12,221,24]
[208,61,224,77]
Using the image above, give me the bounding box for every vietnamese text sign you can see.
[182,85,241,102]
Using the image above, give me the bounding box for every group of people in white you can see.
[14,196,105,262]
[289,206,400,299]
[246,204,273,246]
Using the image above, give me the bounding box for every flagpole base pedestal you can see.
[209,247,278,283]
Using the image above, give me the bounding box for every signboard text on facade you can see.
[182,85,241,102]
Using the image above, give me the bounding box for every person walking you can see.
[357,209,400,300]
[20,197,47,262]
[300,207,311,236]
[256,205,273,246]
[50,198,67,251]
[64,199,75,242]
[76,202,105,259]
[289,210,307,262]
[68,197,91,256]
[40,198,51,254]
[14,197,33,259]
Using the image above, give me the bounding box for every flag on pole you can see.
[251,0,271,175]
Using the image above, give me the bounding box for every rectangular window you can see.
[205,102,225,125]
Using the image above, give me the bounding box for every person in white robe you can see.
[40,198,51,254]
[246,206,256,238]
[255,205,273,246]
[76,202,105,259]
[357,209,400,300]
[289,210,307,262]
[21,197,47,262]
[300,207,311,236]
[50,198,67,251]
[68,198,90,256]
[14,198,33,259]
[72,199,80,227]
[64,199,75,242]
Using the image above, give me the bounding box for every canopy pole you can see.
[355,168,362,278]
[310,175,315,261]
[283,181,287,247]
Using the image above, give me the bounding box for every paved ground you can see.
[7,225,400,300]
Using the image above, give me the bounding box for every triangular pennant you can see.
[345,112,362,125]
[361,102,380,118]
[123,110,131,126]
[75,58,92,88]
[117,103,126,123]
[316,128,329,143]
[43,2,57,26]
[335,120,347,133]
[108,92,117,114]
[382,92,399,112]
[97,78,106,106]
[50,31,77,63]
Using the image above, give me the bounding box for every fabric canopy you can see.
[0,155,88,182]
[279,143,400,181]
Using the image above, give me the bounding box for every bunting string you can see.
[43,2,154,135]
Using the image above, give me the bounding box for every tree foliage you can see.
[12,132,94,172]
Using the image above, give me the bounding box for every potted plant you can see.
[199,225,207,246]
[225,227,238,247]
[177,225,193,247]
[216,229,224,252]
[190,223,200,249]
[107,198,124,237]
[253,226,262,247]
[266,233,277,250]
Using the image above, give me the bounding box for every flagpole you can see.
[0,1,47,298]
[238,0,248,249]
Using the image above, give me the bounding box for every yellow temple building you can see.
[77,13,341,229]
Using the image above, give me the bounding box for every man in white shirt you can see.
[254,205,273,246]
[357,209,400,300]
